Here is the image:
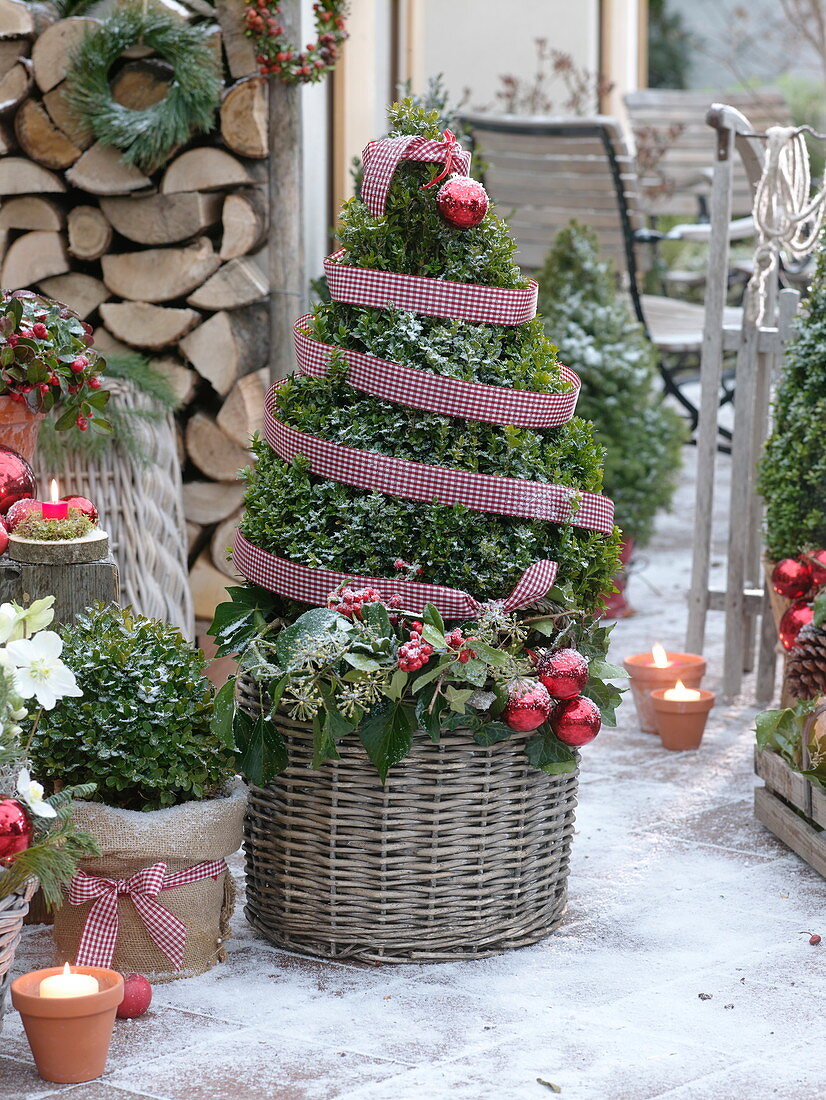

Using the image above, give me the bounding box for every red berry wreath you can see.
[244,0,348,83]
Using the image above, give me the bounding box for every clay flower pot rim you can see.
[650,688,716,713]
[623,652,707,672]
[11,966,123,1017]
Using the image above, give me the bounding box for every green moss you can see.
[15,511,93,541]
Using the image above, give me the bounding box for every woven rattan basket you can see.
[243,690,579,963]
[0,878,37,1032]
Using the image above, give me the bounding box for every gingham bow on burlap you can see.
[360,132,472,217]
[69,860,226,970]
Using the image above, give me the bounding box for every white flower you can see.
[0,602,24,644]
[5,631,82,710]
[16,768,57,818]
[20,597,55,635]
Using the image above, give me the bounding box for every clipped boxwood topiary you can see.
[29,604,235,812]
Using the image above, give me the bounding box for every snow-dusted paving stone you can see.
[653,1051,821,1100]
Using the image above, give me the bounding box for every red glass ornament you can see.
[537,647,590,699]
[5,497,42,531]
[502,678,552,732]
[552,696,602,747]
[0,799,33,861]
[60,495,98,525]
[435,176,489,229]
[117,973,153,1018]
[0,444,36,516]
[806,549,826,589]
[771,557,813,600]
[0,523,7,556]
[779,601,814,651]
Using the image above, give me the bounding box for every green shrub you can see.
[759,246,826,559]
[537,223,684,547]
[29,605,234,811]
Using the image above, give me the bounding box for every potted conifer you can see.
[212,101,624,962]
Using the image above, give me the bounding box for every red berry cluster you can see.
[446,627,476,664]
[393,558,423,575]
[244,0,347,84]
[397,622,434,672]
[328,586,383,620]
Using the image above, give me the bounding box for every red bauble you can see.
[536,647,590,699]
[0,444,36,516]
[0,523,7,556]
[806,549,826,589]
[436,175,489,229]
[117,973,153,1018]
[779,601,815,651]
[0,799,33,861]
[552,696,602,747]
[502,678,552,732]
[60,494,98,524]
[5,497,42,531]
[771,557,813,600]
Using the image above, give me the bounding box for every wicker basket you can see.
[244,702,579,963]
[0,878,38,1032]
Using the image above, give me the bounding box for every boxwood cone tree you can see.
[212,101,624,782]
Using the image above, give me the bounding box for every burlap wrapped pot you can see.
[53,780,246,982]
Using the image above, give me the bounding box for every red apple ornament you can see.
[502,678,552,732]
[5,497,42,531]
[805,549,826,589]
[60,495,98,524]
[771,557,813,600]
[0,799,33,861]
[779,601,815,651]
[552,696,602,747]
[116,973,153,1018]
[537,648,589,699]
[0,444,36,516]
[436,176,489,229]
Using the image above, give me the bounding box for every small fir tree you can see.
[537,223,683,548]
[759,246,826,559]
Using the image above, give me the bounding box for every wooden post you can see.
[0,553,119,626]
[268,0,304,383]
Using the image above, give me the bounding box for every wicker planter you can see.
[245,710,580,963]
[0,878,38,1033]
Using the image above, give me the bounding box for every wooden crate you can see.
[754,747,826,877]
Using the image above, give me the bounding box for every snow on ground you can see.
[1,446,822,1099]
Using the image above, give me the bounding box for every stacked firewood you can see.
[0,0,270,629]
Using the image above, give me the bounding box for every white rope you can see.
[748,125,826,325]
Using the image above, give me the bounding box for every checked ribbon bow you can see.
[69,859,226,970]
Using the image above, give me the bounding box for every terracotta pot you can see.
[650,688,715,751]
[622,652,706,733]
[602,537,635,619]
[11,966,123,1084]
[0,395,44,463]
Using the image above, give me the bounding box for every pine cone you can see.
[786,621,826,701]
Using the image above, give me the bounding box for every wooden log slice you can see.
[101,237,221,302]
[214,0,258,78]
[220,75,268,159]
[182,479,244,525]
[0,156,65,194]
[216,367,267,446]
[210,508,243,576]
[189,547,231,622]
[1,229,69,289]
[39,272,108,319]
[0,0,34,39]
[14,98,81,169]
[65,142,153,195]
[99,192,222,245]
[220,189,267,259]
[185,411,250,481]
[179,303,268,394]
[0,55,30,112]
[31,17,98,93]
[42,82,93,149]
[110,57,172,110]
[0,195,63,231]
[186,254,268,309]
[99,301,201,349]
[161,147,252,193]
[67,205,112,260]
[149,354,197,405]
[0,38,28,78]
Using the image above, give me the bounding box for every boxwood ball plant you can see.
[29,605,235,812]
[213,101,624,784]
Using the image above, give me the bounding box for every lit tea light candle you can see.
[39,963,99,999]
[651,642,670,668]
[663,679,702,702]
[623,647,707,733]
[41,479,69,521]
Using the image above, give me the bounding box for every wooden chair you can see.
[461,112,742,435]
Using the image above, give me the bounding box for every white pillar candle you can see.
[39,963,99,998]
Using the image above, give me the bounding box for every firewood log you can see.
[182,479,244,525]
[99,192,223,245]
[0,38,27,78]
[161,147,252,193]
[42,83,93,149]
[31,17,98,94]
[1,229,68,289]
[185,411,250,481]
[111,58,172,110]
[216,367,267,446]
[220,75,267,159]
[189,548,231,622]
[179,303,268,394]
[67,204,112,260]
[214,0,258,78]
[150,354,198,405]
[101,237,221,303]
[0,195,62,231]
[186,520,203,554]
[65,142,153,195]
[220,189,267,259]
[0,0,35,39]
[0,117,12,154]
[0,156,65,194]
[99,301,201,349]
[13,97,81,168]
[186,253,268,309]
[210,508,243,576]
[38,272,108,319]
[90,326,131,355]
[0,55,29,112]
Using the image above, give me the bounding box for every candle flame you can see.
[651,643,669,668]
[62,962,71,976]
[50,478,59,504]
[663,680,701,702]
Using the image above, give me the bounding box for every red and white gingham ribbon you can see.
[264,384,614,534]
[325,250,538,327]
[294,316,580,429]
[361,132,472,217]
[69,859,227,970]
[234,531,557,617]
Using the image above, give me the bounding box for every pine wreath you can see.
[64,5,221,174]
